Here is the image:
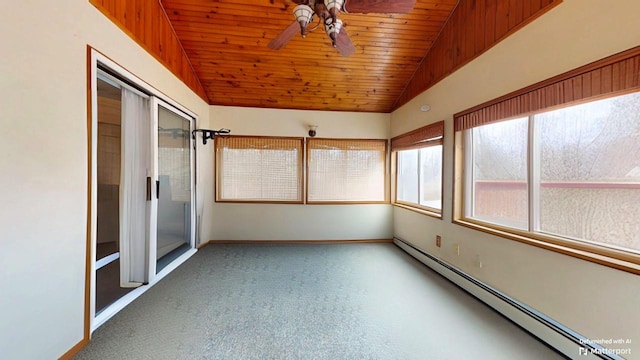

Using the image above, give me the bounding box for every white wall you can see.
[207,106,393,241]
[392,0,640,357]
[0,1,210,359]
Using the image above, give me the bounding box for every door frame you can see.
[88,48,199,333]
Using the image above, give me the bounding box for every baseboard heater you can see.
[393,237,623,360]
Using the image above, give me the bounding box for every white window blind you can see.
[216,136,303,202]
[307,138,387,203]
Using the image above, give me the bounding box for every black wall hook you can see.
[192,128,231,145]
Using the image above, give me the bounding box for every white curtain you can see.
[119,88,150,287]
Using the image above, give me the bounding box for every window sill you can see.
[215,200,304,204]
[453,217,640,275]
[306,201,390,205]
[393,203,442,219]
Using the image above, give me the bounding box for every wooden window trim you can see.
[215,135,304,204]
[454,46,640,131]
[391,121,444,151]
[453,217,640,275]
[393,203,442,219]
[452,47,640,275]
[306,138,389,204]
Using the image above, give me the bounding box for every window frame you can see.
[215,135,304,204]
[394,146,444,218]
[392,121,444,218]
[306,138,389,204]
[453,46,640,275]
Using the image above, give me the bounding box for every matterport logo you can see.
[578,337,632,356]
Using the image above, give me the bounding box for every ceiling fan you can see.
[268,0,417,56]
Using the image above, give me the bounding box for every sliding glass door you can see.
[91,59,197,328]
[151,99,195,273]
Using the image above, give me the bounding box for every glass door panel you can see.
[156,104,193,272]
[95,75,136,313]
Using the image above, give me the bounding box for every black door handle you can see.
[146,177,152,201]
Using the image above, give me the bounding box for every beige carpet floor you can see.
[75,243,566,359]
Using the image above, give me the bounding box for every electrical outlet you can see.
[454,244,460,256]
[435,235,442,248]
[475,255,483,268]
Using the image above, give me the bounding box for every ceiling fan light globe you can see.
[324,0,344,22]
[324,0,345,12]
[293,4,314,35]
[325,18,343,35]
[325,18,343,46]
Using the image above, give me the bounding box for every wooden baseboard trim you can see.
[201,239,393,247]
[59,337,89,360]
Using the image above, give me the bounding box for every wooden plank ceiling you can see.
[91,0,562,113]
[161,0,459,112]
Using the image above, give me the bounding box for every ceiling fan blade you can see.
[268,21,301,50]
[343,0,416,14]
[335,29,356,57]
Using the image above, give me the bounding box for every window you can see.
[535,96,640,250]
[216,136,303,202]
[454,47,640,274]
[307,138,387,203]
[469,118,528,228]
[392,121,444,216]
[465,93,640,253]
